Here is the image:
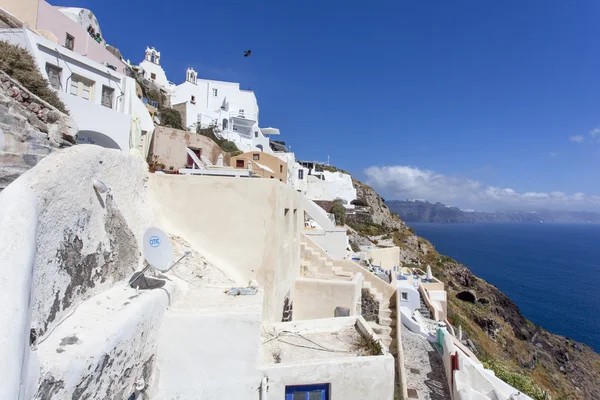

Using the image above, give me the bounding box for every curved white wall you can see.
[0,181,39,400]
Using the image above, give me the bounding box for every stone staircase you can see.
[300,235,398,356]
[418,294,432,319]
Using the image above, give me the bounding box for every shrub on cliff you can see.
[193,124,241,154]
[0,41,67,113]
[158,108,183,129]
[331,200,347,226]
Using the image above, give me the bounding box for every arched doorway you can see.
[256,144,263,152]
[76,130,121,150]
[222,118,228,130]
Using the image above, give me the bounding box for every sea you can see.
[409,222,600,353]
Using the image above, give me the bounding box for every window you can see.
[45,64,61,90]
[186,148,202,168]
[65,33,74,50]
[401,292,408,301]
[101,86,114,108]
[70,75,94,101]
[254,131,259,138]
[212,88,218,97]
[253,154,260,161]
[238,109,245,117]
[150,73,156,80]
[280,165,283,173]
[191,95,196,104]
[285,384,330,400]
[298,169,304,180]
[236,160,245,168]
[222,119,228,129]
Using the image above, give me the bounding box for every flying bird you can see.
[244,49,252,57]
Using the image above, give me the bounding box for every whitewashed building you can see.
[0,28,154,155]
[171,67,272,153]
[137,47,173,92]
[273,151,309,195]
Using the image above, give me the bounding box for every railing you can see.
[142,98,158,108]
[230,110,257,121]
[419,284,445,321]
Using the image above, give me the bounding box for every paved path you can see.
[401,325,451,400]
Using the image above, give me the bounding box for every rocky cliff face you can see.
[387,199,600,223]
[0,71,77,191]
[349,179,600,400]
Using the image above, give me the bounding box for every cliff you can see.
[349,181,600,400]
[387,199,600,223]
[0,43,77,191]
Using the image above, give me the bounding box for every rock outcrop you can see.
[0,70,77,191]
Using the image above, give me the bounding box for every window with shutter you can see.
[45,64,61,90]
[70,75,94,102]
[65,33,74,50]
[101,86,114,108]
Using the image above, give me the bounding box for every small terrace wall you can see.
[293,273,363,320]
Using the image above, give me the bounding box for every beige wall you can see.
[171,103,187,127]
[1,0,39,28]
[369,246,400,270]
[148,175,303,323]
[293,274,362,320]
[149,126,230,170]
[230,151,287,182]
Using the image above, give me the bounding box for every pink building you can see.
[1,0,126,73]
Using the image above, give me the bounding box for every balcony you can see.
[230,110,257,127]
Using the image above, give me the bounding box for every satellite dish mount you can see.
[129,227,190,290]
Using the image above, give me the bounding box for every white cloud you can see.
[363,165,600,211]
[590,127,600,139]
[569,135,584,143]
[548,152,558,157]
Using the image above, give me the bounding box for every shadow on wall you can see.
[76,130,122,149]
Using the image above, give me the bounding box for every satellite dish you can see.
[142,227,174,272]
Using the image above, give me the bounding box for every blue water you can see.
[409,223,600,353]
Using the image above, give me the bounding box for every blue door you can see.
[285,384,329,400]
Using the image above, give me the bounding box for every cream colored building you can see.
[149,126,230,171]
[230,151,287,182]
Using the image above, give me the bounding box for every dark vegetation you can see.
[0,41,68,113]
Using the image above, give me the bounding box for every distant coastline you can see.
[386,199,600,224]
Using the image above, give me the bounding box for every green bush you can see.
[350,242,360,252]
[195,125,241,154]
[219,140,239,153]
[158,108,183,129]
[331,200,347,226]
[0,41,67,113]
[349,222,384,236]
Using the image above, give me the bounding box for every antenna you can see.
[129,227,191,289]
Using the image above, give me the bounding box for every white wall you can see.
[171,77,272,154]
[304,228,349,260]
[62,94,131,150]
[0,181,39,400]
[306,171,357,205]
[139,58,170,90]
[396,282,420,312]
[149,175,303,323]
[261,356,395,400]
[154,311,263,399]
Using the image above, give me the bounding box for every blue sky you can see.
[61,0,600,210]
